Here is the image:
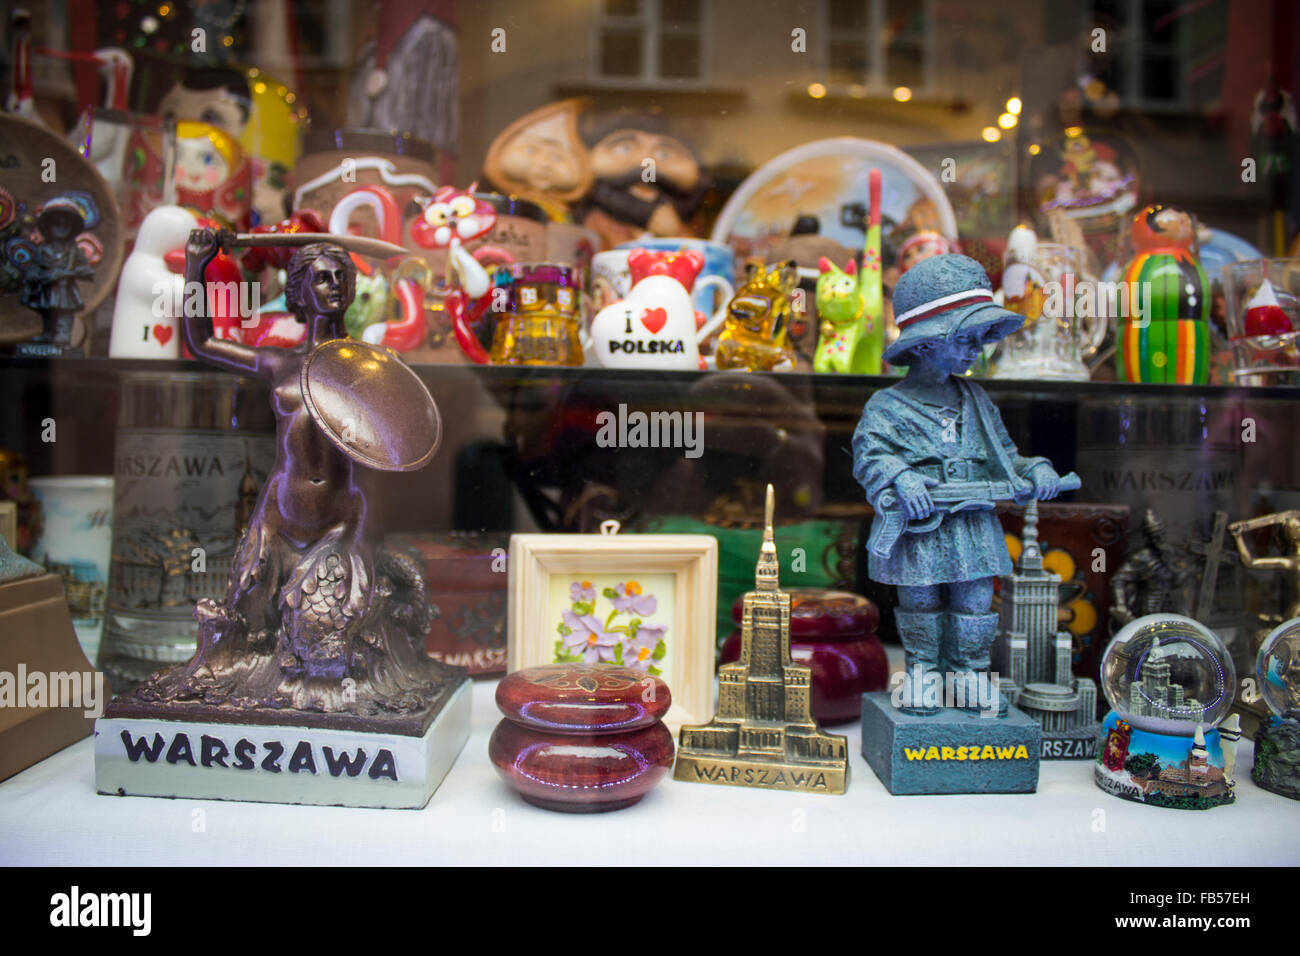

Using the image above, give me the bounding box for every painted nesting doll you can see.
[1116,204,1211,384]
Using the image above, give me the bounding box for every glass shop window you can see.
[289,0,354,69]
[825,0,933,95]
[593,0,707,85]
[1082,0,1228,109]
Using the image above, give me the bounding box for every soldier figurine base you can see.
[860,693,1041,794]
[674,485,849,795]
[94,229,470,809]
[852,255,1069,795]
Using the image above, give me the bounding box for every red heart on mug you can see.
[640,307,667,334]
[153,325,174,346]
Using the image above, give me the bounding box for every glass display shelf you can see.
[3,355,1296,531]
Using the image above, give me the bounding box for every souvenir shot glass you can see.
[1221,259,1300,386]
[993,242,1103,382]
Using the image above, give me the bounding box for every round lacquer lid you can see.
[730,588,879,640]
[496,665,671,734]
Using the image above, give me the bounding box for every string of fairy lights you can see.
[805,82,1030,156]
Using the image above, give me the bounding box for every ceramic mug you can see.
[994,242,1105,382]
[587,273,727,370]
[593,246,734,319]
[28,476,114,659]
[109,205,200,359]
[617,237,736,310]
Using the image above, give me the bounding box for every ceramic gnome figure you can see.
[853,254,1077,716]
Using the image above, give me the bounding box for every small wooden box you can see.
[386,532,509,676]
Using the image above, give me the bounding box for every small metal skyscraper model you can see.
[1000,500,1100,759]
[674,485,848,793]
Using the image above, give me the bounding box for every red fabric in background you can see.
[1222,0,1296,163]
[67,0,98,108]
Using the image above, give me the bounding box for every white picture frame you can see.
[508,531,718,730]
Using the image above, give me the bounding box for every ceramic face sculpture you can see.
[577,112,705,249]
[853,254,1075,716]
[483,98,593,220]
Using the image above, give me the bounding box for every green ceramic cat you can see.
[813,168,884,374]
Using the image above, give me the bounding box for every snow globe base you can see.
[1251,716,1300,800]
[1094,710,1235,810]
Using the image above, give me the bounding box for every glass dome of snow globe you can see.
[1100,614,1236,736]
[1256,617,1300,720]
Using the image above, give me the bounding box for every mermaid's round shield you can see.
[301,339,440,472]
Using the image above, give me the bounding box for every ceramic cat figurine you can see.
[813,168,883,374]
[715,260,798,371]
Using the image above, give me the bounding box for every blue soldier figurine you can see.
[853,254,1078,717]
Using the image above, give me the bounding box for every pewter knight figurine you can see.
[96,228,470,808]
[853,254,1078,717]
[1110,509,1193,628]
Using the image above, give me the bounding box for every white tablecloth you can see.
[2,675,1296,867]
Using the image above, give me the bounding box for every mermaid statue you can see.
[131,227,463,719]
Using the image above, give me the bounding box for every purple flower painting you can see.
[554,578,669,675]
[560,609,621,663]
[610,581,658,616]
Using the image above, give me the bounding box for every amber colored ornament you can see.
[714,261,800,372]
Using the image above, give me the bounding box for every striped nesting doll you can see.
[1117,205,1211,384]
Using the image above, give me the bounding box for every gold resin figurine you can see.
[674,485,848,793]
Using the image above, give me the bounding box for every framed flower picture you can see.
[508,528,718,728]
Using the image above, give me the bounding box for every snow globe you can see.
[1094,613,1240,809]
[1252,616,1300,800]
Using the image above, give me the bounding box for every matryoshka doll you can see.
[1116,204,1211,384]
[174,121,254,232]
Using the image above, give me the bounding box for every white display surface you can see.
[1,676,1296,866]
